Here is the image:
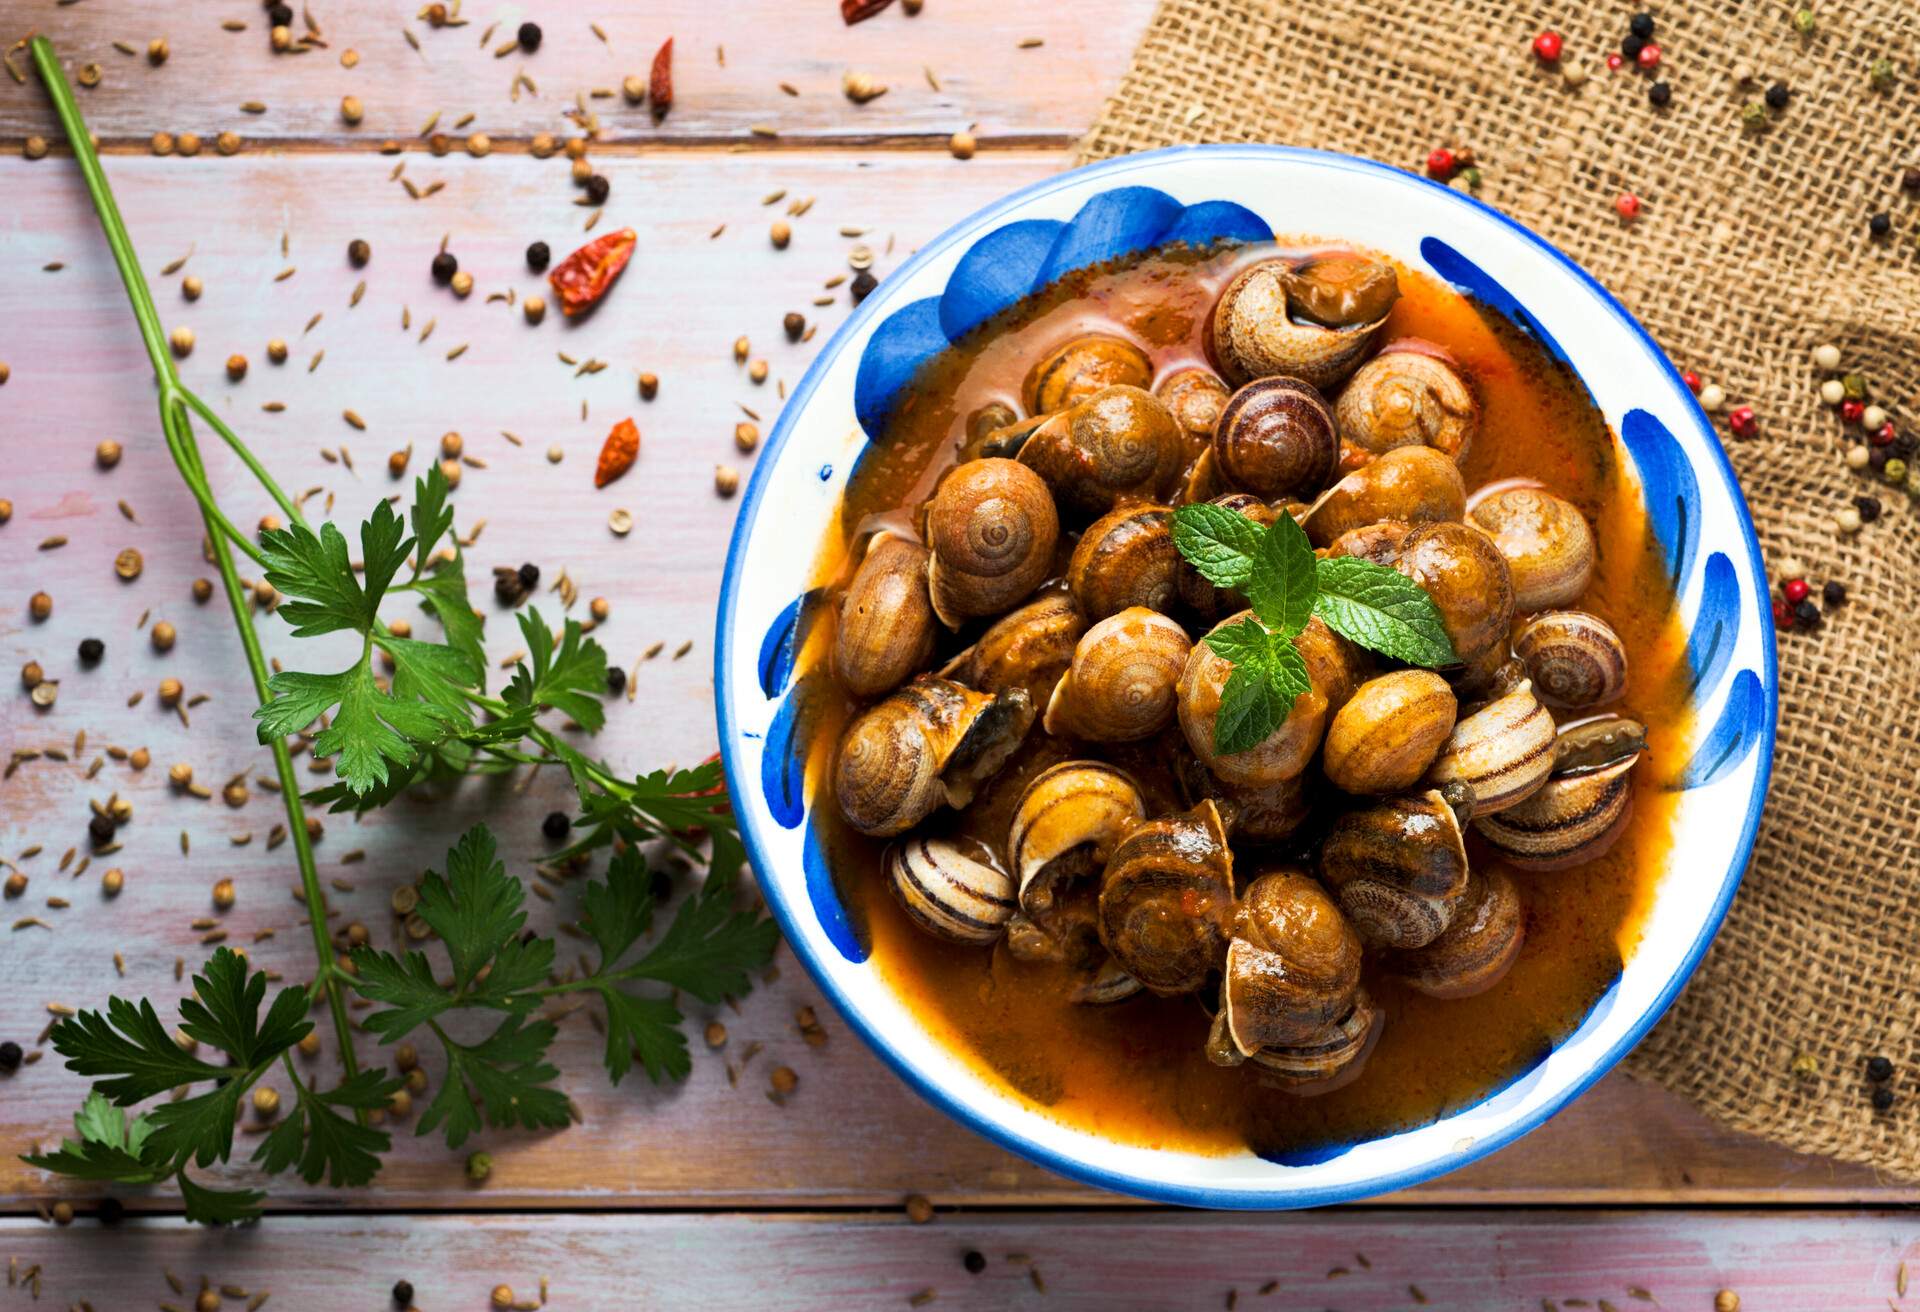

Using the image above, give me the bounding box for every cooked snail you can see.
[1016,385,1186,520]
[1334,341,1479,469]
[1319,787,1471,949]
[1209,256,1399,391]
[1208,376,1339,502]
[834,677,1035,837]
[1097,799,1235,994]
[1044,607,1191,742]
[1468,484,1596,613]
[832,532,936,699]
[966,400,1019,446]
[1177,613,1362,788]
[1513,610,1628,709]
[1322,670,1457,795]
[1007,759,1146,916]
[1066,504,1179,621]
[1390,520,1516,666]
[947,586,1085,702]
[1217,869,1363,1053]
[924,457,1060,628]
[887,834,1017,945]
[1175,493,1277,621]
[1302,445,1467,548]
[1474,715,1645,870]
[1388,866,1524,998]
[1155,366,1231,461]
[1424,679,1555,814]
[1171,738,1312,844]
[1025,335,1153,416]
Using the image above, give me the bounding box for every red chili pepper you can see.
[549,228,637,318]
[594,417,640,488]
[649,37,673,119]
[842,0,896,22]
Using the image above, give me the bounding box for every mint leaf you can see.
[1313,556,1459,667]
[1201,616,1276,666]
[1208,627,1313,756]
[1244,512,1317,637]
[1171,502,1267,588]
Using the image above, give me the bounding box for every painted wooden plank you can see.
[1,0,1155,145]
[2,150,1909,1212]
[3,1211,1916,1307]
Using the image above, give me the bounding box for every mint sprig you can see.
[1172,503,1460,755]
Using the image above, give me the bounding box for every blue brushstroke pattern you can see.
[1677,668,1765,790]
[853,296,950,440]
[937,218,1064,341]
[1157,199,1272,250]
[1256,1138,1356,1169]
[805,821,867,963]
[760,687,807,830]
[1417,236,1570,367]
[1034,187,1187,287]
[757,593,807,700]
[1620,408,1702,589]
[1685,552,1739,700]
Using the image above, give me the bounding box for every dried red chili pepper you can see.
[841,0,896,23]
[648,37,673,119]
[594,417,640,488]
[549,228,637,318]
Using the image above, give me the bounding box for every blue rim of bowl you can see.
[714,144,1778,1209]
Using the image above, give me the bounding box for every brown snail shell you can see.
[1468,484,1596,613]
[1334,341,1479,469]
[1391,520,1516,666]
[947,586,1086,702]
[1302,445,1467,548]
[965,413,1048,463]
[1211,376,1340,502]
[966,400,1019,446]
[1008,759,1147,917]
[1209,257,1397,391]
[1071,956,1145,1005]
[1325,519,1412,566]
[1388,866,1524,998]
[1320,787,1472,949]
[1176,493,1277,621]
[1171,739,1312,844]
[886,834,1017,945]
[1045,607,1191,742]
[924,457,1061,628]
[1024,335,1153,416]
[1016,385,1186,520]
[1209,986,1381,1088]
[1513,610,1628,709]
[832,532,936,699]
[1066,504,1179,621]
[1474,716,1645,870]
[1177,613,1360,788]
[1155,366,1231,463]
[1097,799,1235,995]
[1424,679,1556,815]
[1280,253,1402,329]
[1219,869,1363,1054]
[1322,670,1458,795]
[833,677,1035,837]
[1004,889,1104,970]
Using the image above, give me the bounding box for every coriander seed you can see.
[905,1194,934,1224]
[438,457,462,488]
[22,136,47,161]
[20,660,43,688]
[491,1287,514,1309]
[570,156,593,184]
[715,464,740,497]
[148,37,169,64]
[52,1201,73,1226]
[733,335,750,363]
[267,337,288,363]
[216,131,241,156]
[29,591,52,621]
[749,358,769,384]
[530,132,557,158]
[395,1043,419,1071]
[101,868,123,897]
[115,547,144,580]
[176,132,201,156]
[440,431,463,459]
[589,596,610,621]
[564,136,589,160]
[251,1086,278,1118]
[770,220,792,249]
[523,294,546,325]
[949,129,976,160]
[213,878,236,910]
[735,421,760,453]
[388,447,410,477]
[151,620,176,652]
[129,747,149,770]
[298,1030,321,1057]
[158,677,183,707]
[466,132,492,158]
[450,270,474,297]
[169,325,195,356]
[4,872,26,897]
[226,353,248,381]
[341,95,364,126]
[270,23,292,51]
[623,74,646,104]
[638,372,658,400]
[151,131,174,155]
[223,781,248,808]
[96,439,123,468]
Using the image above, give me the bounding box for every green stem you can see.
[31,37,362,1094]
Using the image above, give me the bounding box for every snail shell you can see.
[1319,788,1471,950]
[1209,257,1397,391]
[1045,608,1192,742]
[1468,485,1596,613]
[1424,679,1556,814]
[832,532,936,699]
[1334,341,1479,469]
[1325,518,1413,566]
[1017,385,1186,520]
[1474,716,1645,870]
[1155,366,1231,463]
[1097,799,1235,995]
[1008,759,1147,917]
[1209,987,1381,1088]
[1024,335,1153,416]
[924,457,1061,628]
[1212,376,1340,502]
[1066,504,1179,621]
[1173,743,1313,844]
[949,586,1086,702]
[964,413,1048,464]
[1176,493,1277,621]
[833,677,1035,837]
[1302,445,1467,548]
[1177,613,1361,788]
[886,834,1017,945]
[1513,610,1628,709]
[1392,520,1516,666]
[966,400,1019,445]
[1322,670,1458,795]
[1071,956,1145,1005]
[1219,869,1363,1053]
[1388,866,1524,998]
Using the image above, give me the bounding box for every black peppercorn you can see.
[1893,435,1917,461]
[1764,81,1791,110]
[1868,212,1891,238]
[650,869,674,902]
[88,813,116,845]
[516,21,542,51]
[1872,1085,1896,1112]
[493,573,523,606]
[1621,33,1646,60]
[96,1196,124,1226]
[584,174,611,205]
[526,240,551,272]
[1793,599,1821,628]
[1854,495,1881,523]
[77,637,104,664]
[606,664,627,696]
[392,1280,415,1307]
[0,1040,21,1073]
[1648,81,1671,107]
[1869,447,1890,473]
[1868,1055,1894,1081]
[517,562,540,590]
[541,811,570,841]
[1628,11,1655,38]
[850,268,878,303]
[963,1250,987,1275]
[431,251,458,284]
[268,3,294,27]
[348,238,370,268]
[1823,580,1847,607]
[1905,168,1920,194]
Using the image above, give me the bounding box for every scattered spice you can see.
[594,418,641,487]
[649,37,674,119]
[550,229,637,317]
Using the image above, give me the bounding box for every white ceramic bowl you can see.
[715,146,1776,1208]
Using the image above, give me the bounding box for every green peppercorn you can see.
[466,1150,493,1181]
[1842,372,1869,401]
[1882,458,1907,486]
[1791,7,1815,34]
[1870,58,1895,90]
[1741,101,1768,131]
[1462,166,1483,189]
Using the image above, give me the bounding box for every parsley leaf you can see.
[420,1014,570,1149]
[1170,502,1266,588]
[259,499,410,638]
[502,609,609,733]
[413,555,486,676]
[407,464,456,573]
[417,826,530,991]
[1244,511,1318,637]
[257,663,464,794]
[21,1093,166,1184]
[177,1172,267,1226]
[254,1068,400,1188]
[1313,556,1459,667]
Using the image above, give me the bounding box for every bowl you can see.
[714,145,1776,1208]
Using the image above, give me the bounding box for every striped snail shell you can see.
[1044,608,1191,743]
[1071,955,1145,1005]
[947,586,1086,703]
[1098,799,1236,995]
[1391,520,1516,666]
[1208,256,1398,391]
[1016,385,1186,521]
[1388,866,1525,998]
[1319,788,1472,950]
[924,457,1061,628]
[833,677,1035,837]
[1212,376,1340,502]
[1007,759,1147,918]
[1424,679,1557,814]
[886,835,1017,946]
[1208,986,1382,1089]
[1024,334,1152,416]
[1154,366,1231,463]
[832,531,936,700]
[1334,341,1479,469]
[1219,869,1363,1054]
[1513,610,1629,709]
[1322,669,1458,795]
[1474,715,1646,871]
[1468,483,1596,613]
[1066,503,1179,621]
[1302,445,1467,548]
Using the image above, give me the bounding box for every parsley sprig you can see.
[1172,503,1459,754]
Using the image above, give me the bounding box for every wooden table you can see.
[1,2,1911,1305]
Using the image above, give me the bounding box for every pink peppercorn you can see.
[1773,597,1794,630]
[1426,148,1456,178]
[1636,42,1662,69]
[1532,31,1564,62]
[1681,370,1702,394]
[1606,52,1625,70]
[1870,422,1896,448]
[1614,192,1642,220]
[1728,405,1757,437]
[1840,398,1866,425]
[1784,578,1810,604]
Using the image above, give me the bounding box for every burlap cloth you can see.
[1080,0,1920,1174]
